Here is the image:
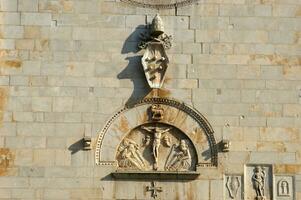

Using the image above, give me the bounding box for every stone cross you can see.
[146,181,162,199]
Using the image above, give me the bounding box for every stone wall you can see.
[0,0,300,199]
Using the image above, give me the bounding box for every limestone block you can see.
[74,0,99,13]
[269,31,296,44]
[89,15,126,28]
[0,39,15,50]
[0,12,20,25]
[72,27,100,40]
[230,17,278,30]
[0,123,16,136]
[53,97,73,112]
[11,189,35,199]
[21,13,52,26]
[0,0,17,11]
[24,26,41,39]
[16,39,35,50]
[260,127,299,142]
[14,149,33,166]
[100,2,136,15]
[237,65,261,79]
[22,61,41,75]
[254,5,272,16]
[177,4,219,16]
[43,189,70,199]
[210,43,233,54]
[0,177,29,188]
[33,149,55,166]
[19,167,44,177]
[172,29,194,42]
[250,152,296,164]
[273,5,301,17]
[0,25,24,39]
[18,0,38,12]
[10,76,29,86]
[210,180,223,200]
[239,117,266,127]
[54,123,85,137]
[193,16,229,30]
[283,104,301,117]
[188,64,237,79]
[41,27,72,40]
[45,167,77,178]
[220,5,254,16]
[5,136,46,148]
[73,97,98,112]
[279,18,301,31]
[46,137,67,149]
[17,122,56,136]
[55,150,71,166]
[126,15,146,28]
[65,62,95,77]
[220,30,268,43]
[32,97,52,112]
[242,80,265,89]
[196,30,219,43]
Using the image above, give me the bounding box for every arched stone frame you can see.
[95,97,218,168]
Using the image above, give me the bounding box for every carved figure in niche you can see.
[226,176,240,199]
[149,104,164,121]
[252,166,266,200]
[165,139,192,171]
[141,126,172,170]
[278,179,290,196]
[117,138,146,170]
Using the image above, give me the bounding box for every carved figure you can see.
[226,176,240,199]
[278,179,290,196]
[252,166,266,200]
[165,139,192,171]
[117,138,146,170]
[162,135,171,147]
[149,104,164,121]
[141,126,172,170]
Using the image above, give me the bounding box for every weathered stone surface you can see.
[0,0,299,199]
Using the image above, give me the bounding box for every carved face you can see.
[179,140,188,151]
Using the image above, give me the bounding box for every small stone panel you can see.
[274,176,294,200]
[225,175,243,200]
[245,165,273,200]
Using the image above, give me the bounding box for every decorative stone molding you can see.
[121,0,200,9]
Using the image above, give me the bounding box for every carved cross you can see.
[146,181,162,199]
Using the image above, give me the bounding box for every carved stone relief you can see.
[116,123,197,171]
[245,165,273,200]
[95,98,218,169]
[146,181,162,199]
[139,14,172,89]
[274,176,294,200]
[225,175,243,200]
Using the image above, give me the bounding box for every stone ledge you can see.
[111,171,200,180]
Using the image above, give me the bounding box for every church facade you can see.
[0,0,300,199]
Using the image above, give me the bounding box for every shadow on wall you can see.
[68,138,84,154]
[118,25,151,107]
